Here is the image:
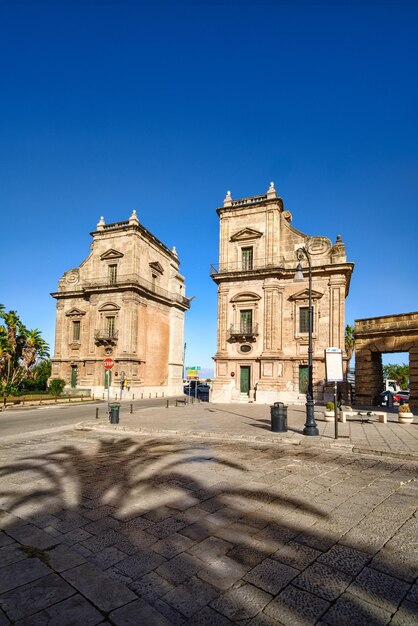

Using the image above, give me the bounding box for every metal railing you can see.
[82,273,190,307]
[94,329,119,342]
[210,257,284,275]
[228,323,259,338]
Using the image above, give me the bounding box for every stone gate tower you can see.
[51,210,190,398]
[210,183,354,404]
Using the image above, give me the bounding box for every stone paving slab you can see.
[0,429,417,624]
[77,401,418,461]
[61,562,138,612]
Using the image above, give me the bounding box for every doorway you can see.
[240,366,251,394]
[299,365,308,394]
[71,365,77,388]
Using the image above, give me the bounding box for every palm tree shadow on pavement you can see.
[0,434,417,624]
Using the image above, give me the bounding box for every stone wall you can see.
[355,312,418,408]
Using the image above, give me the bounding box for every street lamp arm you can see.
[296,246,311,270]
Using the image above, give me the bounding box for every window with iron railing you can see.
[299,307,312,333]
[72,320,80,341]
[240,310,253,334]
[108,264,117,284]
[106,316,116,337]
[241,247,253,271]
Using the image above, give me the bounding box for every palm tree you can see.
[1,310,21,353]
[22,329,50,372]
[0,310,49,394]
[345,324,355,374]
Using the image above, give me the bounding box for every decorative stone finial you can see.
[267,181,277,199]
[331,234,346,263]
[129,209,139,225]
[223,190,232,207]
[97,216,105,230]
[172,246,178,256]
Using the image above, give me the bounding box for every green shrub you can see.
[48,378,66,396]
[326,401,335,412]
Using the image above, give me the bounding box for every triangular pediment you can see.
[289,289,323,302]
[230,228,263,242]
[100,249,124,260]
[149,261,164,275]
[65,307,86,317]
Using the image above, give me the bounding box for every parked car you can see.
[184,383,210,400]
[396,391,410,404]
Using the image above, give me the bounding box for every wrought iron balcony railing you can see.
[210,257,284,275]
[94,329,119,345]
[80,273,190,308]
[228,323,259,341]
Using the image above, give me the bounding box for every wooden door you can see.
[240,366,251,394]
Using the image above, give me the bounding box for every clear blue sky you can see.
[1,1,417,373]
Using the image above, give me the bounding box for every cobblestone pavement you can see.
[0,429,417,625]
[81,401,418,460]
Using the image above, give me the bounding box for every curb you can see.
[74,421,418,461]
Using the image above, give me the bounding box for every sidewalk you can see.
[1,405,417,624]
[78,401,418,461]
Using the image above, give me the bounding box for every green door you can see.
[71,366,77,388]
[299,365,308,394]
[240,366,251,394]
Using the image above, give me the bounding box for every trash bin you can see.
[109,404,120,424]
[271,402,287,432]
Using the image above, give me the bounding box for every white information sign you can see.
[325,347,344,382]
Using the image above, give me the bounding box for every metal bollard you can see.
[130,403,133,414]
[166,400,169,408]
[95,407,99,419]
[271,402,288,432]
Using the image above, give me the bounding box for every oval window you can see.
[240,345,252,353]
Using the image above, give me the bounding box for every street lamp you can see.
[294,247,319,436]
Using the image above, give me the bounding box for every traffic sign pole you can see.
[103,359,114,419]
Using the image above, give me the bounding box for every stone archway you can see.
[355,312,418,408]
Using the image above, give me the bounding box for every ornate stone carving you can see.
[65,269,79,285]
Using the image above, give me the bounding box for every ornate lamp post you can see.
[294,247,319,436]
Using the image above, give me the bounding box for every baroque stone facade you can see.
[51,211,190,397]
[210,183,354,404]
[355,312,418,408]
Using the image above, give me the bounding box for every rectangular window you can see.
[299,307,312,333]
[240,310,252,334]
[72,320,80,341]
[242,247,253,271]
[108,264,117,284]
[106,316,115,338]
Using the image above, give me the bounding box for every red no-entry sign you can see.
[103,358,114,370]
